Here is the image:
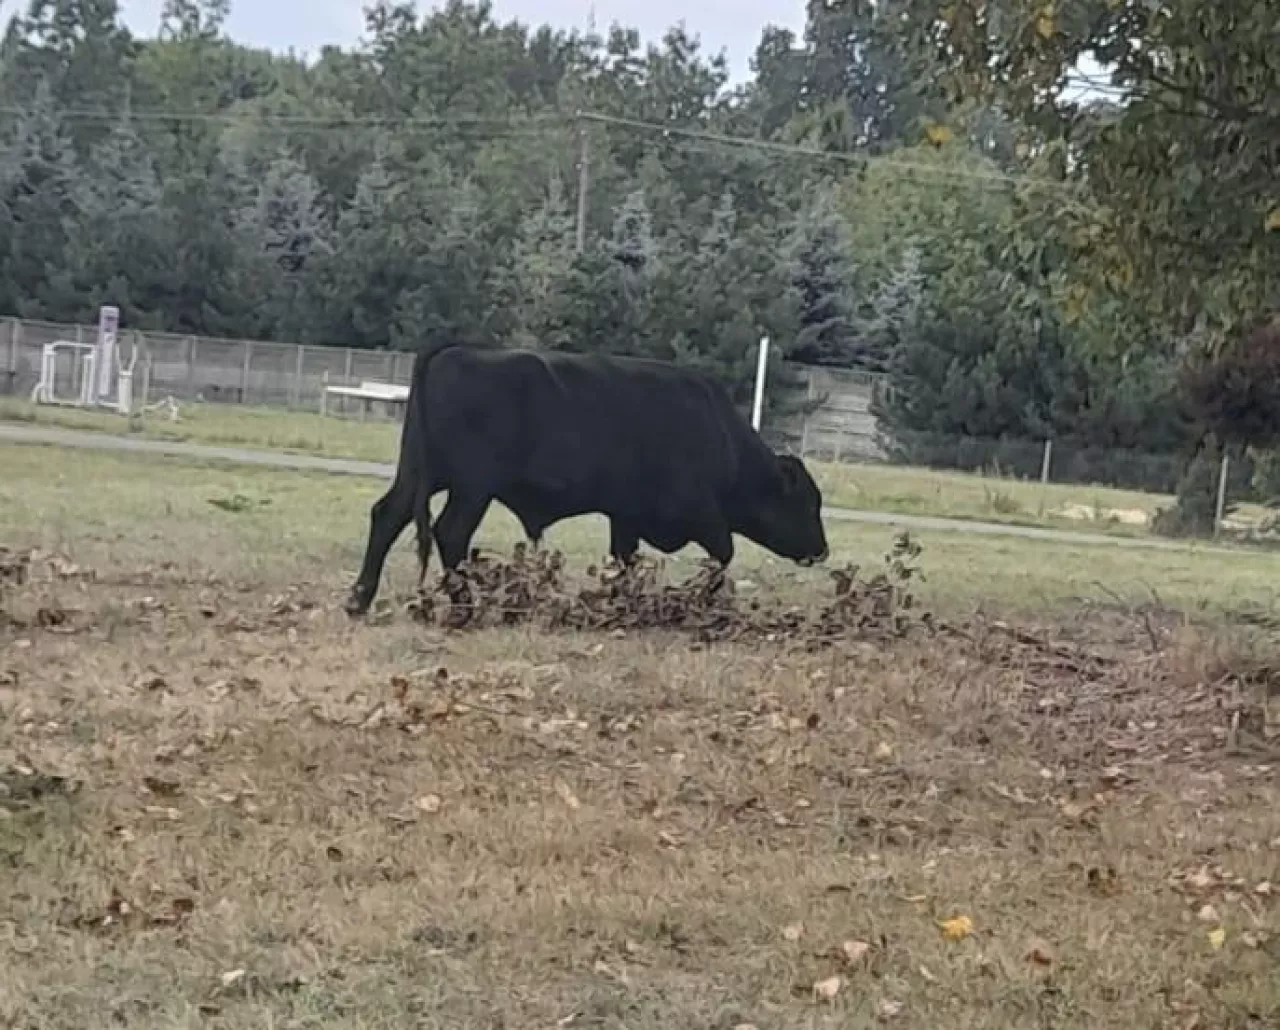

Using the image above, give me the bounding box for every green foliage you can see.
[1181,318,1280,450]
[0,0,1256,480]
[897,0,1279,335]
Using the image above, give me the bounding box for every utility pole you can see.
[575,113,590,254]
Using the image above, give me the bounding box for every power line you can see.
[579,110,1084,194]
[0,105,572,131]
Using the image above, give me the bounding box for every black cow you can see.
[345,341,829,616]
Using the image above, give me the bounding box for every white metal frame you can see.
[31,340,99,407]
[29,305,142,416]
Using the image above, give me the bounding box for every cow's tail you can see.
[403,339,460,586]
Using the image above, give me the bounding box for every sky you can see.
[0,0,807,83]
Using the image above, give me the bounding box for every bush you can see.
[1151,437,1240,538]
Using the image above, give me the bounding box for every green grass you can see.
[2,440,1276,620]
[2,396,1243,539]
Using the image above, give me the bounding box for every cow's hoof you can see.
[344,590,371,617]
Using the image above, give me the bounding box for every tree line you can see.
[1,0,1276,525]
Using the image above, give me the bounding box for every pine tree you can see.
[855,245,922,373]
[3,79,82,319]
[68,109,174,325]
[497,173,577,349]
[233,153,333,340]
[786,190,862,368]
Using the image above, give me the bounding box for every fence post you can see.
[384,350,395,381]
[241,340,253,404]
[1040,439,1053,484]
[141,355,152,410]
[750,336,769,432]
[1214,452,1230,538]
[186,336,197,396]
[293,344,305,409]
[799,371,814,456]
[6,319,17,382]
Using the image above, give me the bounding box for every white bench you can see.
[321,378,410,420]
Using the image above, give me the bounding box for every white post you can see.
[117,368,133,415]
[1214,452,1230,538]
[96,305,119,403]
[751,336,770,432]
[1040,439,1053,484]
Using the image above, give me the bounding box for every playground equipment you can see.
[30,305,140,415]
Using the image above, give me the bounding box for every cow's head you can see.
[740,453,829,565]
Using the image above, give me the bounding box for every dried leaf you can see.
[1266,207,1280,233]
[877,999,904,1020]
[924,123,953,147]
[874,741,895,761]
[939,915,974,942]
[415,794,442,814]
[1026,939,1054,966]
[142,776,180,797]
[555,780,581,810]
[1197,904,1219,923]
[782,922,804,942]
[842,939,871,965]
[1087,866,1120,895]
[220,969,246,988]
[812,975,843,1002]
[1207,927,1226,950]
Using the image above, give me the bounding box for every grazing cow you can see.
[344,341,829,615]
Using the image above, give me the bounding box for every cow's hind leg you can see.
[346,478,416,616]
[608,519,641,568]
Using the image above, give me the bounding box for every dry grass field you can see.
[3,441,1280,1030]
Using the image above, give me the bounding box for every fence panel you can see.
[243,340,295,408]
[141,333,194,401]
[300,345,353,412]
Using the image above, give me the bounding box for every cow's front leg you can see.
[346,478,415,616]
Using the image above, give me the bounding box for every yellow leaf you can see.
[1036,13,1056,38]
[555,780,581,810]
[1208,927,1226,950]
[940,915,974,942]
[813,975,843,1002]
[1266,207,1280,232]
[924,123,953,147]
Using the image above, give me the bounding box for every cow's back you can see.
[419,348,744,520]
